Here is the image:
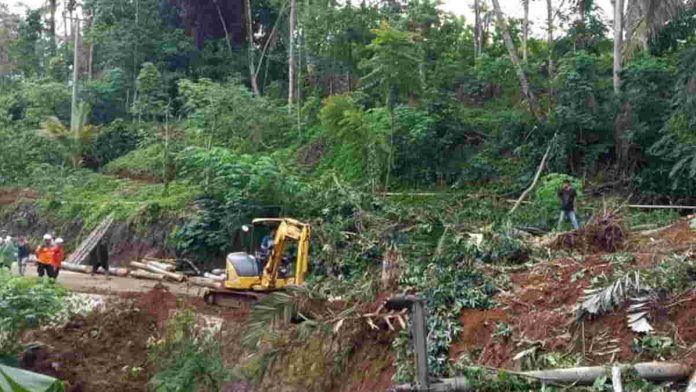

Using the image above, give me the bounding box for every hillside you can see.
[1,0,696,390]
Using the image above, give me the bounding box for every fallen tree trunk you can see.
[130,270,165,281]
[61,263,93,274]
[130,261,184,282]
[612,366,623,392]
[146,261,176,272]
[523,362,691,385]
[188,277,222,290]
[100,267,128,277]
[509,136,555,214]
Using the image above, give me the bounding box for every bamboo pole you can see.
[130,261,184,282]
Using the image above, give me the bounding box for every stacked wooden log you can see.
[129,258,183,282]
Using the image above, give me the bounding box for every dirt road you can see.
[15,263,206,297]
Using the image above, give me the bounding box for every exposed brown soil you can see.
[451,217,696,371]
[338,336,395,392]
[18,287,238,392]
[20,303,158,392]
[0,187,38,206]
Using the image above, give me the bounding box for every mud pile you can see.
[20,303,158,392]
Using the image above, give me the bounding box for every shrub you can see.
[93,120,141,165]
[148,310,227,392]
[0,270,66,354]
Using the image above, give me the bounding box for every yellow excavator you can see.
[203,218,311,306]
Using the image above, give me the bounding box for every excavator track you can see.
[203,289,268,307]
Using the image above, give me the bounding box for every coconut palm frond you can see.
[578,271,647,316]
[577,271,657,332]
[38,116,69,139]
[241,286,328,350]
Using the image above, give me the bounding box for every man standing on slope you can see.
[558,180,580,230]
[36,234,55,278]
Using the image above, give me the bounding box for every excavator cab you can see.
[204,218,311,306]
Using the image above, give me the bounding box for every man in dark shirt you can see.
[557,180,580,230]
[17,236,30,276]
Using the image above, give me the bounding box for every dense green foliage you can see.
[0,271,65,354]
[2,0,696,384]
[148,310,227,392]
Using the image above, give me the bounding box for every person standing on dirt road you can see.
[17,236,30,276]
[36,234,55,278]
[558,180,580,230]
[51,238,65,279]
[89,241,110,276]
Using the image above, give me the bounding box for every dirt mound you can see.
[20,302,158,392]
[554,213,626,253]
[134,284,178,327]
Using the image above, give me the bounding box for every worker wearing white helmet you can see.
[36,234,55,278]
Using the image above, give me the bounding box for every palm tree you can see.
[38,102,98,168]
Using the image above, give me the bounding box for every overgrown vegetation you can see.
[0,270,65,358]
[1,0,696,389]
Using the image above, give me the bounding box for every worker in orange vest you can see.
[36,234,55,278]
[51,237,65,279]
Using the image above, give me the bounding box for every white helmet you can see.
[43,234,53,240]
[55,238,64,244]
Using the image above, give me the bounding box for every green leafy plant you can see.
[631,335,676,360]
[148,310,228,392]
[0,270,66,354]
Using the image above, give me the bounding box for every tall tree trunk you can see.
[49,0,57,51]
[86,11,93,80]
[213,0,233,56]
[70,18,80,134]
[613,0,623,95]
[613,0,629,171]
[245,0,260,95]
[288,0,296,109]
[546,0,555,90]
[491,0,541,117]
[474,0,482,58]
[523,0,529,62]
[255,2,287,83]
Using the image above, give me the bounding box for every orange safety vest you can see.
[36,246,54,265]
[51,246,64,268]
